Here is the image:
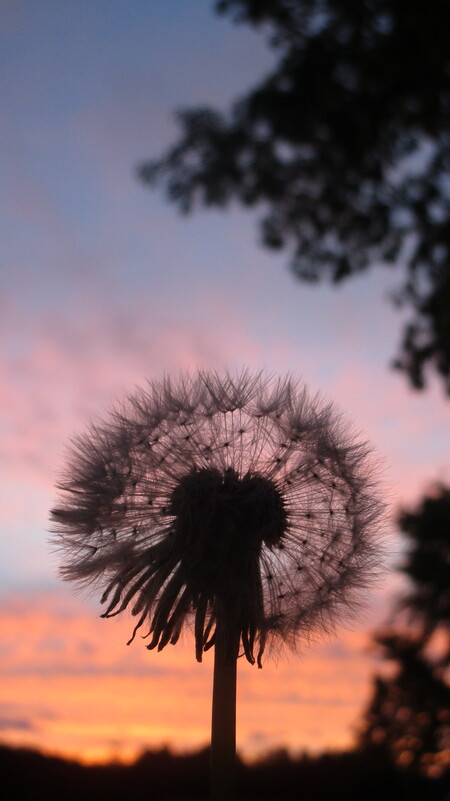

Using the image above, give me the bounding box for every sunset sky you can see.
[1,0,449,765]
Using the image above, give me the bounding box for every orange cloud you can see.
[0,591,382,764]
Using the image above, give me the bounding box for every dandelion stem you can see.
[210,619,239,801]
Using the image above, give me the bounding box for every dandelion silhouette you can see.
[51,371,383,800]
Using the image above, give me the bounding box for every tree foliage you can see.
[359,487,450,776]
[397,486,450,652]
[359,633,450,776]
[140,0,450,392]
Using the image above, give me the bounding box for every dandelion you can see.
[51,371,384,800]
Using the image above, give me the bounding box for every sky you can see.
[1,0,449,765]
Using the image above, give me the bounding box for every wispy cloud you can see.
[0,714,36,733]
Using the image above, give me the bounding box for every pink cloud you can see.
[325,359,450,506]
[2,286,447,557]
[0,294,260,488]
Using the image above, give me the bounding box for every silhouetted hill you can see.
[0,742,447,800]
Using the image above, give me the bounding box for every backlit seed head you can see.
[50,371,384,667]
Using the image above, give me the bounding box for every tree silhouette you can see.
[2,741,446,801]
[359,487,450,776]
[359,633,450,776]
[397,485,450,658]
[140,0,450,393]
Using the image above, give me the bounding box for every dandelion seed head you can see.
[50,371,384,667]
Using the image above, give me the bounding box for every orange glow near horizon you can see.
[0,591,383,765]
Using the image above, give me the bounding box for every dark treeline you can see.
[1,742,448,801]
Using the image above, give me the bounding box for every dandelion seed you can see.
[50,370,384,801]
